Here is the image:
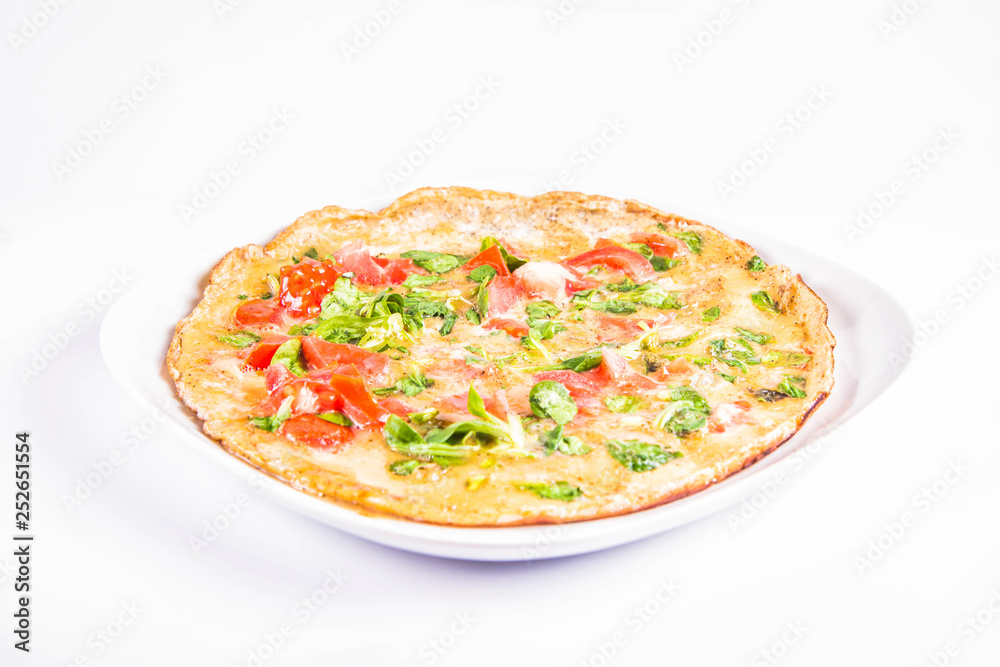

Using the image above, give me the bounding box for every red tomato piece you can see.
[532,370,601,398]
[483,318,529,338]
[334,241,421,286]
[485,276,522,317]
[327,373,387,428]
[586,348,658,391]
[563,244,656,283]
[464,244,511,278]
[233,298,282,326]
[300,337,388,377]
[372,256,423,284]
[629,232,684,258]
[278,257,343,319]
[280,414,353,450]
[378,397,414,418]
[245,335,293,370]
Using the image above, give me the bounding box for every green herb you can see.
[718,372,737,384]
[358,290,405,318]
[617,283,683,310]
[753,389,788,403]
[514,481,582,501]
[529,381,578,425]
[578,299,638,315]
[541,425,591,456]
[607,277,639,292]
[388,459,425,476]
[751,290,780,314]
[746,255,766,272]
[532,320,565,340]
[218,331,262,348]
[526,301,560,321]
[373,369,434,398]
[319,276,362,319]
[408,408,439,424]
[476,276,491,317]
[701,306,721,322]
[520,327,552,359]
[664,353,713,366]
[260,292,273,300]
[761,351,812,367]
[650,256,682,272]
[249,396,293,432]
[734,326,774,345]
[439,313,457,335]
[382,415,477,464]
[270,339,307,376]
[313,313,421,350]
[668,230,703,254]
[708,338,760,373]
[468,265,497,283]
[776,376,807,398]
[317,412,353,427]
[402,274,444,288]
[400,250,461,274]
[480,237,526,271]
[525,348,604,373]
[291,247,320,263]
[237,294,249,300]
[605,439,681,472]
[604,395,644,414]
[465,308,481,324]
[661,330,702,349]
[622,243,654,259]
[654,386,711,436]
[403,294,453,319]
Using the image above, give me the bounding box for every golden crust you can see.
[167,187,835,526]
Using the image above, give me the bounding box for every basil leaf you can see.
[400,250,461,274]
[526,301,560,320]
[751,290,780,314]
[734,326,774,345]
[529,381,578,425]
[388,459,425,476]
[439,313,457,335]
[650,256,682,272]
[468,265,497,283]
[777,376,807,398]
[527,348,604,373]
[579,300,638,315]
[514,481,582,501]
[382,415,475,463]
[666,386,711,414]
[270,339,306,376]
[317,412,353,427]
[668,230,703,254]
[249,396,293,432]
[402,274,444,288]
[465,308,481,324]
[532,320,565,340]
[654,386,710,436]
[661,330,702,349]
[718,372,737,383]
[541,424,591,456]
[622,243,653,259]
[319,276,362,319]
[218,331,261,348]
[403,295,452,319]
[466,383,489,420]
[480,237,526,271]
[746,255,766,272]
[607,277,639,292]
[374,370,434,398]
[606,439,681,472]
[709,338,760,373]
[702,306,721,322]
[604,395,644,414]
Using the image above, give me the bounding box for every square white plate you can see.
[101,200,912,561]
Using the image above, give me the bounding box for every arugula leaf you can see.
[388,459,426,476]
[468,265,497,283]
[606,439,681,472]
[374,369,434,398]
[249,396,293,432]
[746,255,766,272]
[708,338,760,373]
[668,230,703,254]
[577,299,638,315]
[421,384,528,456]
[526,301,560,321]
[476,276,491,317]
[622,243,654,259]
[525,348,604,373]
[439,313,457,335]
[650,256,682,272]
[718,372,737,384]
[270,339,307,376]
[532,320,565,340]
[403,294,453,319]
[359,290,405,318]
[541,424,591,456]
[661,330,703,349]
[666,386,710,414]
[702,306,721,322]
[408,408,439,424]
[400,250,461,274]
[520,326,552,359]
[382,415,477,463]
[751,290,780,314]
[776,376,807,398]
[218,331,261,348]
[654,386,711,436]
[514,481,582,501]
[317,412,353,427]
[734,326,774,345]
[664,353,713,366]
[402,274,444,289]
[604,395,644,414]
[319,276,362,319]
[480,237,526,271]
[761,351,812,367]
[465,308,481,325]
[529,381,578,425]
[607,277,639,292]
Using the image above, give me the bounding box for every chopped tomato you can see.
[280,414,353,450]
[277,257,342,319]
[334,241,421,286]
[483,318,529,338]
[378,397,414,418]
[532,370,600,397]
[300,337,388,378]
[264,362,295,393]
[563,244,656,283]
[233,298,283,326]
[464,244,511,277]
[245,335,293,370]
[485,276,522,317]
[327,373,387,428]
[629,232,684,258]
[586,348,658,392]
[260,369,387,428]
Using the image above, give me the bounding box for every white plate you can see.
[100,202,912,561]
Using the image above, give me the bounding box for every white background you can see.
[3,1,999,665]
